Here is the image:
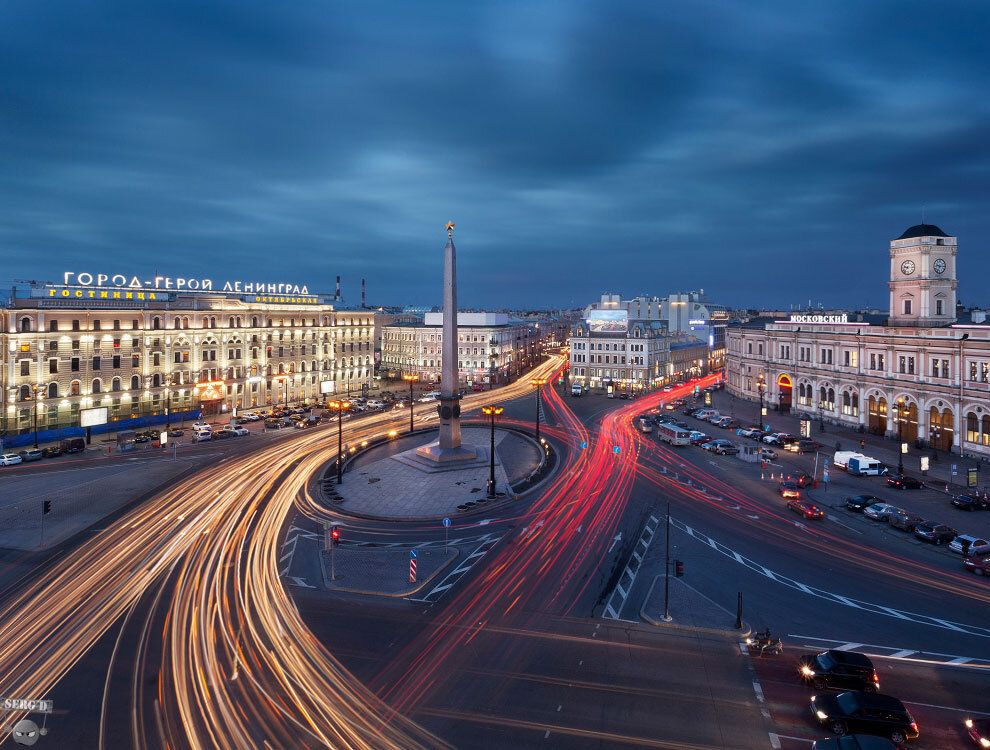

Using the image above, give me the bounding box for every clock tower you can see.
[888,223,957,326]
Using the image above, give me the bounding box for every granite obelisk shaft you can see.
[437,232,461,449]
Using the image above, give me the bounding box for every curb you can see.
[639,574,751,638]
[318,546,461,598]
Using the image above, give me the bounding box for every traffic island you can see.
[641,575,750,638]
[323,426,544,521]
[318,545,459,597]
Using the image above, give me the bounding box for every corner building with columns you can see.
[727,224,990,459]
[1,280,374,438]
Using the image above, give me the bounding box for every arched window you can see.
[152,317,161,330]
[252,316,260,328]
[967,413,980,443]
[983,415,990,447]
[47,382,58,399]
[152,373,162,387]
[70,380,80,396]
[19,384,31,402]
[228,317,235,328]
[20,317,32,332]
[130,375,140,390]
[92,379,102,394]
[111,377,122,392]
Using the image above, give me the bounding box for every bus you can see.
[657,423,691,446]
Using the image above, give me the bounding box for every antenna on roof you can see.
[921,206,925,225]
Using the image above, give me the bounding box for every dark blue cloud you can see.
[1,0,988,309]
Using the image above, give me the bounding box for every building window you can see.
[92,379,102,394]
[903,300,912,315]
[112,355,121,369]
[967,413,980,443]
[70,380,80,396]
[49,359,58,374]
[47,383,58,399]
[20,360,30,376]
[93,356,101,370]
[936,300,944,316]
[71,357,80,372]
[130,375,140,390]
[49,320,58,332]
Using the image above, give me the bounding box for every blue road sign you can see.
[824,458,829,469]
[410,549,418,559]
[442,517,451,528]
[580,441,588,450]
[613,446,621,455]
[823,469,830,482]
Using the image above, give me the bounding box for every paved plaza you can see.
[331,427,541,519]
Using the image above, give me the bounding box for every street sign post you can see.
[442,517,451,554]
[409,549,418,584]
[613,446,621,455]
[580,441,587,450]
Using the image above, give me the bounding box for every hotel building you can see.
[2,278,374,439]
[727,224,990,459]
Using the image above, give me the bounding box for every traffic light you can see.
[674,559,684,577]
[42,500,51,515]
[331,525,340,546]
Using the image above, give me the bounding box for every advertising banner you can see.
[587,309,628,334]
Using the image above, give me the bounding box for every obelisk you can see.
[416,222,477,462]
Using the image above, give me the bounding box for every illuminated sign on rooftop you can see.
[59,272,309,295]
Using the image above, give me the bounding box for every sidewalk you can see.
[712,391,985,492]
[641,575,750,637]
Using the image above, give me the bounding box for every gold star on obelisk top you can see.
[445,221,455,237]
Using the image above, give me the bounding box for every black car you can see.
[913,521,957,544]
[211,429,234,440]
[168,428,185,437]
[133,435,150,443]
[885,473,923,490]
[811,735,896,750]
[799,650,879,692]
[41,446,63,458]
[846,495,883,512]
[951,493,990,511]
[811,691,918,745]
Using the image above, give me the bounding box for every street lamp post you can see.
[402,373,419,433]
[481,405,503,498]
[329,399,351,484]
[756,374,766,433]
[896,400,905,475]
[32,384,41,448]
[530,377,547,442]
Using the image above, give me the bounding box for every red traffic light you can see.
[674,560,684,577]
[331,525,340,545]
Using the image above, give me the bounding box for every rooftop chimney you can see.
[361,278,366,307]
[335,275,341,301]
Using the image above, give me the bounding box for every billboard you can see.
[587,309,628,334]
[320,380,335,394]
[80,406,109,428]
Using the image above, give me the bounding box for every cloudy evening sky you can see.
[2,1,988,310]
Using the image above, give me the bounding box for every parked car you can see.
[951,493,990,511]
[192,421,212,431]
[211,429,234,440]
[787,499,824,519]
[264,418,286,429]
[811,736,896,750]
[471,383,485,392]
[759,447,778,461]
[192,430,213,443]
[41,446,63,458]
[738,427,761,438]
[787,439,822,454]
[863,503,901,522]
[762,432,790,445]
[948,535,990,556]
[18,449,44,462]
[913,522,958,545]
[798,650,879,692]
[846,495,883,513]
[689,431,710,445]
[168,428,185,437]
[778,482,801,499]
[963,554,990,576]
[810,691,918,745]
[60,436,86,453]
[886,473,923,490]
[708,440,739,455]
[222,426,249,436]
[888,510,925,532]
[0,453,24,466]
[133,435,150,444]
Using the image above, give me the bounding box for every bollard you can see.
[736,592,743,630]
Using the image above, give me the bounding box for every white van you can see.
[834,451,867,470]
[694,409,717,420]
[848,455,884,476]
[571,383,583,397]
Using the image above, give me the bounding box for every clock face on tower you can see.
[900,259,916,275]
[933,258,946,275]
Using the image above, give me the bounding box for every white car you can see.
[243,414,260,422]
[418,394,440,403]
[0,453,23,466]
[863,503,900,521]
[192,430,213,443]
[192,421,212,431]
[223,426,249,436]
[366,399,385,409]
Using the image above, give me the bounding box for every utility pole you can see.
[663,502,672,622]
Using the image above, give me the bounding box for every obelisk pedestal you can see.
[416,222,478,464]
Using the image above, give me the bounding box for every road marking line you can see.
[889,649,916,658]
[601,515,659,621]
